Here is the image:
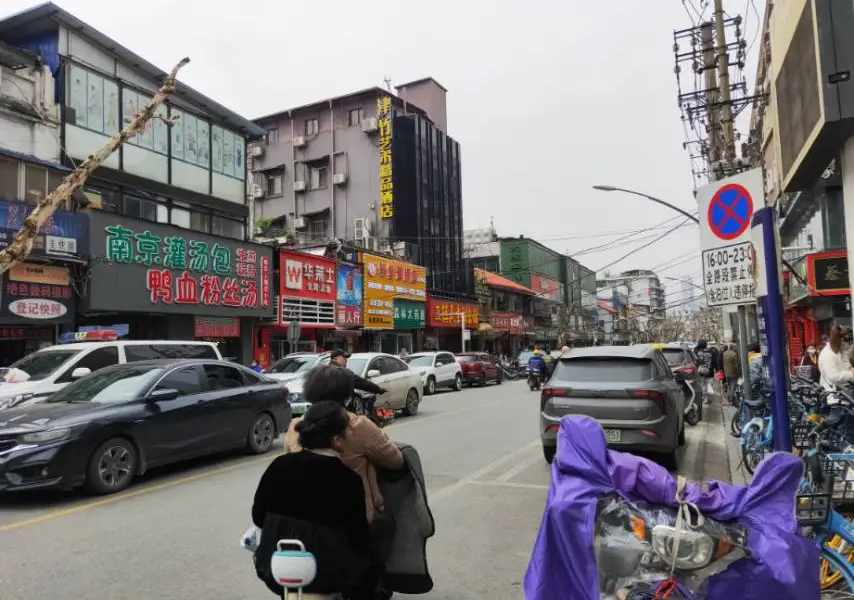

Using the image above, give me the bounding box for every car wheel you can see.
[248,412,276,454]
[402,388,420,416]
[660,447,679,471]
[425,376,436,395]
[543,445,556,464]
[678,425,686,447]
[453,373,463,391]
[85,438,137,495]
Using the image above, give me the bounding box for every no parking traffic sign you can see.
[696,169,762,307]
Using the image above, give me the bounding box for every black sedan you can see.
[0,359,291,495]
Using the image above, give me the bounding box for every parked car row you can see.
[0,334,291,497]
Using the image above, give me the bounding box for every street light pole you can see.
[592,185,699,224]
[458,312,466,353]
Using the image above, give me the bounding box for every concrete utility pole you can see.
[712,0,752,399]
[701,22,720,170]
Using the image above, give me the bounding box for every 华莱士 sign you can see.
[84,212,273,318]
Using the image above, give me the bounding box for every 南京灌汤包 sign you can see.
[378,94,394,220]
[362,253,426,330]
[83,212,274,319]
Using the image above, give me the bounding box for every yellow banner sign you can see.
[10,263,71,286]
[362,253,427,330]
[377,94,394,220]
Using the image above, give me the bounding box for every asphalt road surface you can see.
[0,380,729,600]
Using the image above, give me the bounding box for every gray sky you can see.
[2,0,765,299]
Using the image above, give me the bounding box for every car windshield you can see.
[456,355,476,363]
[345,358,369,376]
[553,358,654,383]
[407,355,435,367]
[46,365,165,404]
[518,352,534,362]
[661,349,687,367]
[267,356,317,374]
[9,349,83,382]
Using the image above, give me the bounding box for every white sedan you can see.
[406,351,463,394]
[347,352,423,415]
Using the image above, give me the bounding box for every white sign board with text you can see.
[695,168,762,306]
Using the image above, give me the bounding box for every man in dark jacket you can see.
[722,344,741,406]
[330,350,387,396]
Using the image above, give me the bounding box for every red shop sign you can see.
[427,297,479,328]
[194,317,240,338]
[490,312,525,334]
[280,250,337,301]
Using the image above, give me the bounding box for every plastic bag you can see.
[595,494,748,599]
[240,524,261,552]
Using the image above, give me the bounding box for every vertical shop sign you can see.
[377,94,394,219]
[336,263,363,326]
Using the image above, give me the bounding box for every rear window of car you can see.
[661,349,687,367]
[456,355,476,363]
[124,344,218,362]
[552,358,654,382]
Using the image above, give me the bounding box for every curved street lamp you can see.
[592,185,699,224]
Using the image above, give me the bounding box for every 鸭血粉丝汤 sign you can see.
[84,212,273,318]
[378,94,394,220]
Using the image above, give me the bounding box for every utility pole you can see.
[701,22,720,171]
[712,0,752,400]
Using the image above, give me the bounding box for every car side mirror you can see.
[367,369,381,379]
[149,388,180,402]
[70,367,91,379]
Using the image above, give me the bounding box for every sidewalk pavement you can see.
[685,397,732,484]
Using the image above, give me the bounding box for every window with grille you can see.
[281,297,335,326]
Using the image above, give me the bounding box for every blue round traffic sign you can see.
[707,183,753,241]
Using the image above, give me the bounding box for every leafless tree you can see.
[0,57,191,274]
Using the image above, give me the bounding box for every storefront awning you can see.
[474,268,536,295]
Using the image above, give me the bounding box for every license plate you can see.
[604,429,621,443]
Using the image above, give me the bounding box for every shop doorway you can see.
[269,337,317,362]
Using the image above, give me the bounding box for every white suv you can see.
[406,351,464,395]
[0,340,222,410]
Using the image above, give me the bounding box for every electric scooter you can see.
[528,368,543,391]
[271,539,343,600]
[674,365,701,426]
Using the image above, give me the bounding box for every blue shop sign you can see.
[0,199,88,258]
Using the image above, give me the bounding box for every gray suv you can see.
[539,345,686,469]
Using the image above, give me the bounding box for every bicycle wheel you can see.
[741,430,764,475]
[820,544,854,593]
[730,410,743,438]
[821,535,854,589]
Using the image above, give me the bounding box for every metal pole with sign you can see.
[695,168,761,401]
[751,206,791,452]
[459,312,466,353]
[287,319,301,353]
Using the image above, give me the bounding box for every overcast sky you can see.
[2,0,765,302]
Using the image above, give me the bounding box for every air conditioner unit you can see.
[361,118,378,133]
[354,217,372,240]
[379,240,392,254]
[293,217,308,230]
[293,136,307,148]
[251,184,264,199]
[293,180,307,192]
[249,145,264,158]
[333,172,348,185]
[392,241,406,259]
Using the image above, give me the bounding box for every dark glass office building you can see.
[391,113,472,297]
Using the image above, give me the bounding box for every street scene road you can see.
[0,381,729,600]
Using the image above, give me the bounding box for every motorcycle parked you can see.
[674,365,701,426]
[528,368,543,391]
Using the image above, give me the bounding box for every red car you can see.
[455,353,503,386]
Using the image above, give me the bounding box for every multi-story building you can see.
[597,269,666,329]
[0,36,87,364]
[250,78,470,297]
[0,3,274,362]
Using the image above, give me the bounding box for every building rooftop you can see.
[252,85,429,124]
[0,2,265,137]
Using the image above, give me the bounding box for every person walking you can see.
[819,325,854,391]
[798,342,820,383]
[722,343,741,406]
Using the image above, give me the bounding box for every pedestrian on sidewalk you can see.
[798,342,820,383]
[819,325,854,391]
[722,343,741,406]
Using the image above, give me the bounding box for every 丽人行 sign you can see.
[83,212,273,319]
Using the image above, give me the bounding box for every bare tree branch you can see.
[0,57,191,275]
